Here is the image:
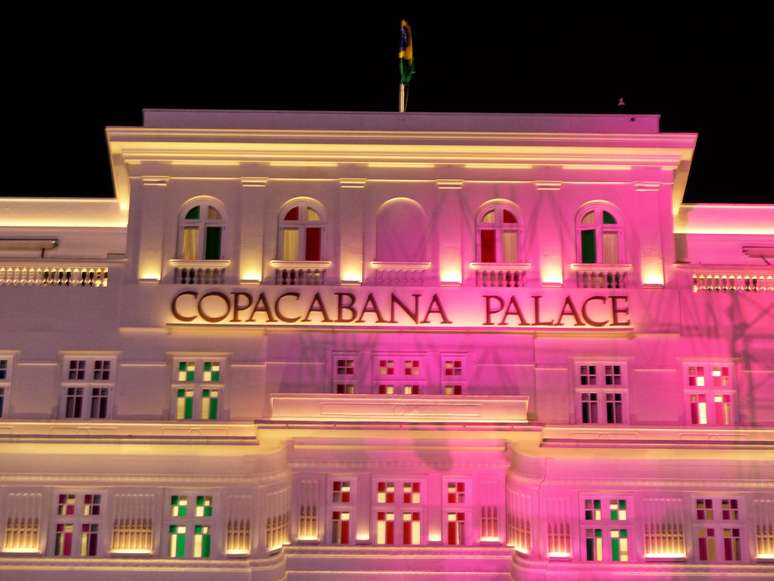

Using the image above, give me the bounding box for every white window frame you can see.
[277,199,327,262]
[373,354,427,395]
[59,356,117,420]
[475,202,522,263]
[576,205,624,265]
[165,491,216,559]
[51,491,105,558]
[684,362,735,426]
[580,495,632,563]
[331,352,359,394]
[372,478,426,546]
[443,478,471,546]
[441,353,467,395]
[177,199,226,261]
[574,361,628,425]
[170,357,227,421]
[328,476,355,545]
[691,495,745,563]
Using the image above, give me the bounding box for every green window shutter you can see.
[612,536,620,561]
[209,392,218,420]
[602,211,617,224]
[202,531,211,557]
[586,536,594,560]
[581,230,597,263]
[205,227,221,260]
[176,529,186,557]
[185,393,193,420]
[185,206,200,220]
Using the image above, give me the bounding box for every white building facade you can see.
[0,110,773,580]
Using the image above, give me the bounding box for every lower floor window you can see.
[331,512,350,544]
[193,525,211,558]
[585,528,628,562]
[447,512,465,545]
[0,387,5,417]
[579,391,625,424]
[170,525,186,558]
[697,527,741,561]
[175,388,221,420]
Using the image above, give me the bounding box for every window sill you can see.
[270,260,332,270]
[469,262,531,272]
[169,259,232,269]
[370,261,432,271]
[570,263,632,272]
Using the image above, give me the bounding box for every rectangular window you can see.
[182,227,199,260]
[169,525,187,558]
[610,529,628,561]
[201,389,219,420]
[442,356,466,395]
[68,360,86,381]
[686,363,734,426]
[444,385,462,395]
[196,496,213,518]
[376,512,395,545]
[580,392,598,424]
[584,499,602,521]
[54,523,74,556]
[193,525,211,558]
[447,482,465,504]
[90,388,109,419]
[502,231,518,263]
[602,232,619,264]
[0,387,4,418]
[176,389,194,420]
[332,481,351,503]
[171,496,189,518]
[447,512,465,546]
[580,365,597,386]
[377,482,395,504]
[93,360,111,381]
[403,483,420,504]
[0,359,8,380]
[609,499,627,521]
[64,388,84,419]
[581,230,597,263]
[402,512,421,545]
[178,362,196,382]
[606,393,623,424]
[83,495,101,516]
[697,527,716,561]
[281,228,299,261]
[721,499,738,520]
[80,524,98,557]
[480,230,496,263]
[305,227,321,261]
[585,528,603,561]
[204,227,221,260]
[331,512,350,544]
[723,528,741,561]
[375,355,426,395]
[202,361,221,382]
[334,356,357,394]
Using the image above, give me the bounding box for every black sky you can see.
[1,3,772,204]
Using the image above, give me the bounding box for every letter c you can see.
[172,291,198,322]
[581,296,609,327]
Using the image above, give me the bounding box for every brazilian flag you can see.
[399,20,415,85]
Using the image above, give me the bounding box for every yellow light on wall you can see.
[642,258,665,287]
[139,268,161,282]
[441,267,462,285]
[356,533,370,542]
[428,532,442,542]
[480,536,501,542]
[541,262,563,286]
[644,552,686,559]
[547,551,571,558]
[240,271,262,284]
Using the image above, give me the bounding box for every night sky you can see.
[1,4,772,204]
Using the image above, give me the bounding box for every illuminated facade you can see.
[1,109,774,580]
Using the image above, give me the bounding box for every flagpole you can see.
[400,83,405,112]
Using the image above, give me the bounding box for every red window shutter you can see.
[305,227,321,260]
[480,230,496,262]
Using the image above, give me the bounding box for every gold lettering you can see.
[171,291,198,322]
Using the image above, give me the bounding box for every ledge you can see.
[269,393,529,424]
[370,261,432,271]
[570,263,633,272]
[469,262,531,272]
[269,260,332,269]
[168,259,232,269]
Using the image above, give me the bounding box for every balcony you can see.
[469,262,530,287]
[571,263,632,289]
[169,259,230,284]
[692,272,774,293]
[270,260,331,285]
[0,263,109,287]
[369,261,432,286]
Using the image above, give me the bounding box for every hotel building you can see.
[0,109,773,580]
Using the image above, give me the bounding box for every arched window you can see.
[278,200,325,261]
[577,206,622,264]
[476,204,520,263]
[178,201,224,260]
[376,198,428,262]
